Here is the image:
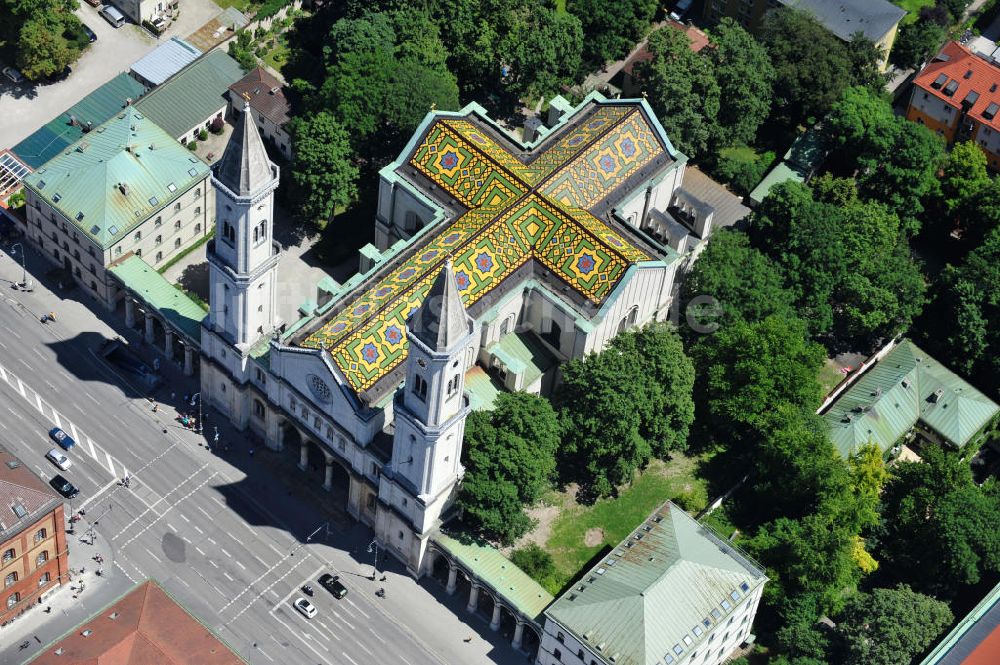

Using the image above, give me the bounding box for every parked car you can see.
[2,66,25,84]
[293,597,317,619]
[49,474,79,498]
[46,448,72,471]
[98,5,126,28]
[49,427,75,450]
[318,573,348,599]
[82,23,97,42]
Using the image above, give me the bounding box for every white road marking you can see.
[193,525,204,534]
[220,548,231,558]
[209,560,219,568]
[0,340,6,349]
[195,505,213,520]
[16,378,24,396]
[166,523,176,532]
[342,651,361,665]
[0,366,6,381]
[368,626,386,644]
[19,358,33,371]
[34,393,41,411]
[52,411,62,428]
[44,380,57,392]
[69,422,79,443]
[234,560,246,571]
[4,326,20,340]
[179,513,190,522]
[32,347,45,360]
[85,392,99,405]
[86,436,97,458]
[115,471,217,549]
[270,613,330,664]
[206,537,216,545]
[106,453,115,477]
[114,560,137,584]
[349,636,373,655]
[176,576,191,588]
[223,572,234,582]
[143,547,163,563]
[345,597,370,620]
[195,546,206,556]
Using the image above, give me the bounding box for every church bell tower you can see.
[206,96,280,351]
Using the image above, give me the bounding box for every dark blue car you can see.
[49,427,75,450]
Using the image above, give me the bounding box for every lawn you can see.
[263,37,288,71]
[539,452,712,588]
[818,358,846,398]
[212,0,255,12]
[893,0,935,24]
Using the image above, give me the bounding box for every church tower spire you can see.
[205,97,281,351]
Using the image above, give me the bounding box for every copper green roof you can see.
[434,532,554,620]
[22,107,210,250]
[109,255,206,341]
[823,339,1000,458]
[296,97,681,397]
[489,331,556,388]
[134,50,245,139]
[12,73,148,169]
[545,501,766,665]
[464,366,503,411]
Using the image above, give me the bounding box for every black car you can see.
[82,23,97,42]
[318,573,348,599]
[49,474,79,498]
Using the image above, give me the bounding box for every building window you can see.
[90,281,97,291]
[553,649,562,661]
[135,249,141,257]
[134,231,141,242]
[195,223,202,234]
[175,238,182,248]
[155,234,162,245]
[557,632,565,644]
[253,399,265,419]
[89,264,96,275]
[115,247,122,256]
[88,246,95,257]
[194,206,201,215]
[174,202,181,212]
[222,222,235,245]
[33,528,46,544]
[412,375,427,401]
[194,188,201,198]
[6,593,18,609]
[499,317,510,336]
[155,216,162,227]
[156,251,163,262]
[255,368,266,384]
[175,219,182,230]
[38,573,50,587]
[2,548,13,564]
[36,551,48,568]
[446,374,460,397]
[4,572,17,587]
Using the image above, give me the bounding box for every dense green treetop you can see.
[707,18,775,147]
[892,17,947,70]
[287,112,360,228]
[567,0,656,66]
[634,26,720,158]
[836,585,953,665]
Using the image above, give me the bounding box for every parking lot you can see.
[0,0,223,149]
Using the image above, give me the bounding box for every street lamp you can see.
[10,242,26,288]
[190,393,202,433]
[85,503,113,546]
[367,538,379,581]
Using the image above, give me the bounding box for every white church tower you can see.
[201,98,280,421]
[377,261,475,574]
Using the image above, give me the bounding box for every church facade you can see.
[201,92,711,576]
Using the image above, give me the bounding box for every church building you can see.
[200,92,719,576]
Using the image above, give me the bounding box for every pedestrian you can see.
[152,403,158,413]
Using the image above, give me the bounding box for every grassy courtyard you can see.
[527,451,713,590]
[893,0,935,24]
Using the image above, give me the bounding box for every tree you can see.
[837,585,953,665]
[681,228,794,335]
[759,9,855,126]
[558,324,695,498]
[707,18,775,146]
[878,446,1000,596]
[458,392,560,543]
[228,29,257,71]
[635,27,720,157]
[891,18,947,70]
[938,0,972,22]
[497,7,583,99]
[940,140,991,223]
[16,11,81,80]
[567,0,656,66]
[692,315,826,447]
[288,112,359,227]
[383,58,460,134]
[510,543,557,590]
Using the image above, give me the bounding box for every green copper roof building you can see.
[538,501,766,665]
[822,339,999,459]
[22,107,211,250]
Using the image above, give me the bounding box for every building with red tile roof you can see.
[0,446,69,625]
[227,67,292,160]
[906,41,1000,168]
[29,580,246,665]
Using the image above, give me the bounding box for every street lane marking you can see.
[31,347,44,360]
[19,358,33,371]
[368,627,386,644]
[86,436,96,458]
[85,393,99,405]
[176,576,191,588]
[223,571,234,582]
[115,469,217,549]
[69,422,79,443]
[106,453,115,477]
[16,378,24,396]
[34,393,41,411]
[349,636,373,656]
[52,410,62,428]
[234,560,246,571]
[166,522,176,532]
[114,560,137,584]
[179,513,189,522]
[0,366,6,381]
[193,525,203,534]
[345,597,370,620]
[220,548,231,558]
[143,547,162,564]
[342,651,361,665]
[3,326,20,340]
[209,560,219,569]
[195,547,206,556]
[270,613,330,663]
[112,462,211,538]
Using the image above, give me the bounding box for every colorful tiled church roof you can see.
[298,100,675,396]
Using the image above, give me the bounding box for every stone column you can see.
[512,620,524,650]
[466,584,480,613]
[323,457,334,492]
[446,566,458,595]
[144,313,155,344]
[298,441,308,471]
[124,297,135,328]
[489,602,502,631]
[164,329,174,360]
[183,346,194,376]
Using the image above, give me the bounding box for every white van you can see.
[98,5,126,27]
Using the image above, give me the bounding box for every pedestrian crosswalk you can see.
[0,360,127,482]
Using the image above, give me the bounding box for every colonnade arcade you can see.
[427,539,549,659]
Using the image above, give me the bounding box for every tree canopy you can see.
[707,18,775,147]
[836,585,953,665]
[459,392,561,544]
[878,446,1000,597]
[567,0,656,66]
[692,314,825,447]
[634,26,720,157]
[288,112,360,228]
[1,0,85,81]
[558,324,695,499]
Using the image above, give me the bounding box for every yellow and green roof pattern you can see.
[300,103,670,394]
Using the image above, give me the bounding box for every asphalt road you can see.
[0,265,446,664]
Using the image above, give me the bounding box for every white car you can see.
[293,597,316,619]
[46,448,72,471]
